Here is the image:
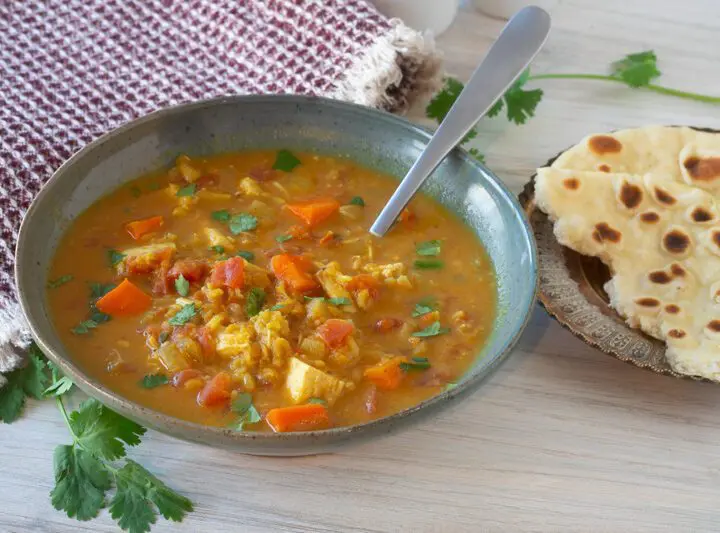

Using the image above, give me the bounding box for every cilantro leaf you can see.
[468,148,486,164]
[400,357,432,371]
[269,303,286,311]
[327,297,351,306]
[245,287,266,318]
[275,234,292,243]
[211,209,230,222]
[412,298,437,318]
[48,274,73,288]
[0,347,49,423]
[501,70,543,125]
[90,282,116,300]
[272,150,301,172]
[230,393,262,430]
[51,444,111,520]
[414,259,444,270]
[229,213,258,234]
[174,274,190,297]
[209,245,225,254]
[139,374,169,389]
[412,321,450,338]
[611,50,661,88]
[236,250,254,261]
[307,397,327,406]
[426,77,464,122]
[168,304,197,326]
[487,98,504,118]
[176,184,197,197]
[107,250,126,267]
[72,319,98,335]
[348,196,365,207]
[44,376,74,397]
[69,399,145,461]
[416,240,441,257]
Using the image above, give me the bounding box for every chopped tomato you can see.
[168,259,208,282]
[374,317,403,333]
[152,259,173,295]
[345,274,381,299]
[172,369,202,388]
[398,207,416,224]
[286,197,340,227]
[125,246,174,276]
[196,327,216,358]
[364,357,406,390]
[266,404,330,432]
[125,216,164,240]
[197,371,233,407]
[270,254,319,293]
[96,279,152,316]
[317,319,354,349]
[210,257,245,289]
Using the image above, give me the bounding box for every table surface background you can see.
[3,1,720,532]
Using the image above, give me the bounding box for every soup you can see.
[46,151,496,432]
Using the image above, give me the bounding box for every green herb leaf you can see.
[445,382,458,391]
[426,77,464,122]
[412,297,437,318]
[327,297,351,306]
[414,259,444,270]
[50,444,111,520]
[272,150,301,172]
[307,397,327,406]
[168,304,197,326]
[269,303,286,311]
[502,69,543,125]
[236,250,255,261]
[468,148,486,164]
[69,398,145,461]
[158,331,170,344]
[230,393,262,430]
[44,376,74,397]
[275,234,293,243]
[348,196,365,207]
[611,50,661,88]
[109,459,193,532]
[411,321,450,338]
[416,240,441,257]
[211,209,230,222]
[174,274,190,297]
[0,346,48,423]
[89,282,116,300]
[139,374,169,389]
[72,319,98,335]
[107,250,125,267]
[130,186,142,198]
[48,275,74,289]
[229,213,258,234]
[400,357,432,371]
[209,245,225,254]
[176,184,197,197]
[245,287,266,318]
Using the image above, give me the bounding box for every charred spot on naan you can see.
[562,177,580,190]
[661,228,692,256]
[588,135,622,155]
[664,304,680,314]
[617,180,643,210]
[598,164,611,173]
[667,328,687,339]
[688,205,715,224]
[639,211,660,223]
[592,222,622,244]
[653,186,677,206]
[684,156,720,183]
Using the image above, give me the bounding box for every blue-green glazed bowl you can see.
[15,95,537,455]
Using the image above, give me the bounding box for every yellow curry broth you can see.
[47,150,495,430]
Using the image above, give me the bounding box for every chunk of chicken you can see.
[316,262,357,312]
[285,357,349,406]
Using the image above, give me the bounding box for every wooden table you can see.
[3,1,720,531]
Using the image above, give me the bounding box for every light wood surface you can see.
[3,1,720,531]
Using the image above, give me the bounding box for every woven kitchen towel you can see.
[0,0,443,383]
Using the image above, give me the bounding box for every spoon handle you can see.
[370,6,551,237]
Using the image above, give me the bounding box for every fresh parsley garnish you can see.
[412,321,450,338]
[272,150,301,172]
[0,345,48,423]
[348,196,365,207]
[304,296,351,306]
[230,393,261,430]
[400,356,431,372]
[412,298,437,317]
[174,274,190,297]
[89,282,116,300]
[611,50,661,87]
[275,234,293,243]
[211,209,230,222]
[416,240,441,257]
[269,303,286,311]
[486,69,543,125]
[107,250,125,267]
[176,184,197,197]
[139,374,169,389]
[72,319,98,335]
[307,397,327,405]
[236,250,255,261]
[414,259,444,270]
[229,213,258,234]
[209,245,225,254]
[44,376,74,398]
[48,275,73,288]
[245,288,266,318]
[168,304,197,326]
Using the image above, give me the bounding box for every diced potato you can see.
[299,336,328,360]
[155,342,189,373]
[176,155,202,182]
[204,227,235,252]
[238,177,265,197]
[243,260,272,289]
[316,262,357,312]
[285,357,348,406]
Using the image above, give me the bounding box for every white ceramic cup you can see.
[473,0,558,19]
[372,0,460,36]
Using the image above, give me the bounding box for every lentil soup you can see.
[46,150,496,432]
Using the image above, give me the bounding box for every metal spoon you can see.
[369,6,552,237]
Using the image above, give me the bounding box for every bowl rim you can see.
[15,93,538,445]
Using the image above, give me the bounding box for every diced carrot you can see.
[345,274,381,299]
[125,216,164,240]
[197,371,233,407]
[374,317,403,333]
[168,259,208,282]
[363,357,407,390]
[286,197,340,227]
[270,254,319,293]
[210,257,245,289]
[266,404,330,432]
[317,319,354,349]
[96,279,152,316]
[172,369,202,388]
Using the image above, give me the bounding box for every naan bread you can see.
[535,126,720,380]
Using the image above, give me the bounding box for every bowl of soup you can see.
[16,95,536,455]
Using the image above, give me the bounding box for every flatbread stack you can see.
[535,126,720,381]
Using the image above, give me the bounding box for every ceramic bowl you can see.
[15,95,537,455]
